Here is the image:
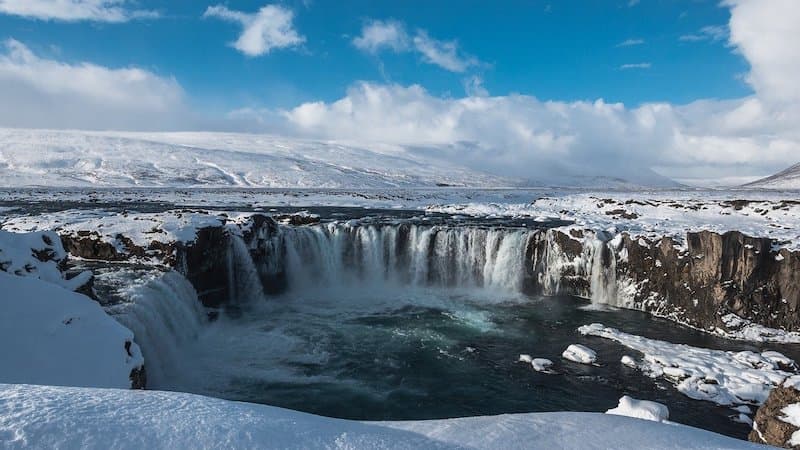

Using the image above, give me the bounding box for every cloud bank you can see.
[0,39,189,130]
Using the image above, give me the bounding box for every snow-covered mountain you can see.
[0,128,678,189]
[742,162,800,189]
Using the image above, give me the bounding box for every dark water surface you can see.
[169,289,800,440]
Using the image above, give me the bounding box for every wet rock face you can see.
[750,386,800,448]
[618,230,800,331]
[524,228,800,333]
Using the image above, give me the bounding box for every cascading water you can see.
[226,232,267,305]
[107,271,206,386]
[274,223,536,293]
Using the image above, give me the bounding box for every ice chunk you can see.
[562,344,597,365]
[606,395,669,422]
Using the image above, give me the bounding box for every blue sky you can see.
[0,0,797,185]
[0,0,749,113]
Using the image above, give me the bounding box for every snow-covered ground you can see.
[428,192,800,251]
[0,128,691,189]
[579,323,796,408]
[0,129,512,188]
[0,271,143,389]
[0,383,766,449]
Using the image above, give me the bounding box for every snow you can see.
[744,162,800,190]
[606,395,670,422]
[0,383,765,449]
[428,192,800,251]
[532,358,554,373]
[0,230,90,291]
[0,272,142,389]
[579,323,796,407]
[518,355,554,373]
[719,313,800,344]
[2,209,229,257]
[562,344,598,365]
[780,403,800,446]
[0,128,511,188]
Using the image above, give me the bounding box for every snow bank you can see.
[2,209,227,253]
[0,384,764,449]
[0,272,143,389]
[606,395,670,422]
[0,230,90,291]
[580,323,796,407]
[562,344,597,365]
[719,313,800,344]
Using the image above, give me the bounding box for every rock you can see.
[750,386,800,448]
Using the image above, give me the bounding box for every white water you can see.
[108,271,206,386]
[109,222,630,392]
[275,223,536,293]
[226,233,267,304]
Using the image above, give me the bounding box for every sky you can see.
[0,0,798,186]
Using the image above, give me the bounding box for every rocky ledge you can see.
[750,384,800,448]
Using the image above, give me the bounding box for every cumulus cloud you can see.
[0,39,190,130]
[204,4,305,57]
[274,81,797,185]
[0,0,158,22]
[352,19,409,53]
[353,19,481,73]
[273,0,799,185]
[725,0,800,104]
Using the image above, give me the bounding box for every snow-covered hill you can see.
[0,128,511,188]
[0,128,678,189]
[743,162,800,190]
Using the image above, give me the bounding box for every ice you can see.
[606,395,670,422]
[562,344,598,365]
[532,358,555,373]
[518,355,555,373]
[579,323,797,407]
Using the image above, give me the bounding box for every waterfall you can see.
[107,271,206,387]
[588,238,619,306]
[272,223,535,293]
[226,233,267,305]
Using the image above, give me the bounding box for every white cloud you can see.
[238,0,800,185]
[204,4,305,57]
[274,81,799,185]
[0,39,189,130]
[353,20,481,73]
[725,0,800,104]
[679,25,728,42]
[0,0,158,22]
[620,63,651,70]
[617,39,644,47]
[412,31,479,73]
[352,20,409,53]
[628,0,640,6]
